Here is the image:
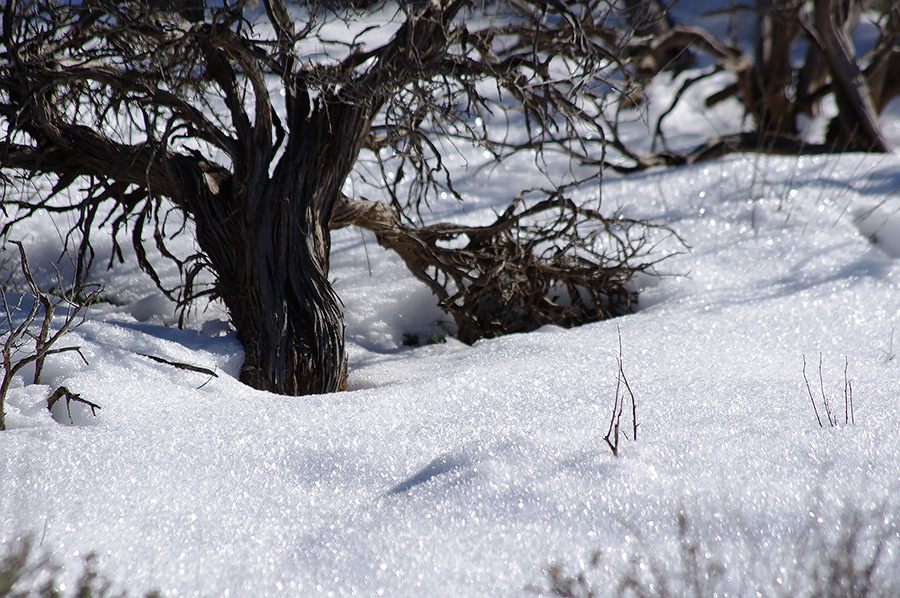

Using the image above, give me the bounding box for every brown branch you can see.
[138,353,218,378]
[4,139,161,204]
[641,26,742,64]
[36,63,237,154]
[46,385,101,424]
[810,0,891,151]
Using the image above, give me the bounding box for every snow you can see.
[4,50,900,598]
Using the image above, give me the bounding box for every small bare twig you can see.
[802,355,823,427]
[844,357,854,426]
[605,365,623,457]
[818,353,834,426]
[803,353,855,428]
[605,325,638,456]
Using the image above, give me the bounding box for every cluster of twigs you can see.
[604,326,637,457]
[803,353,854,428]
[335,188,676,343]
[0,241,100,430]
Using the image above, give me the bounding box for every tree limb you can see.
[809,0,889,150]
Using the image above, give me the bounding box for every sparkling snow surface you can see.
[3,71,900,596]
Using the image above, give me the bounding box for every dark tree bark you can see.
[169,150,350,395]
[192,99,370,395]
[163,1,461,394]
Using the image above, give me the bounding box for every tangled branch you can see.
[335,188,678,343]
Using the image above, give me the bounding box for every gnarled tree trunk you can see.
[216,199,346,396]
[1,0,460,396]
[180,97,369,395]
[191,179,346,396]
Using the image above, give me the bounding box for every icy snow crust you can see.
[4,61,900,598]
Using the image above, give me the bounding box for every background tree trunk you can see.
[814,0,891,150]
[623,0,694,75]
[747,0,803,135]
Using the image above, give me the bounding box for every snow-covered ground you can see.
[3,48,900,598]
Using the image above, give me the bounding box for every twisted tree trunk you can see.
[214,194,346,395]
[176,98,367,395]
[190,177,346,396]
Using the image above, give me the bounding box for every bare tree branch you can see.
[809,0,890,151]
[1,241,99,430]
